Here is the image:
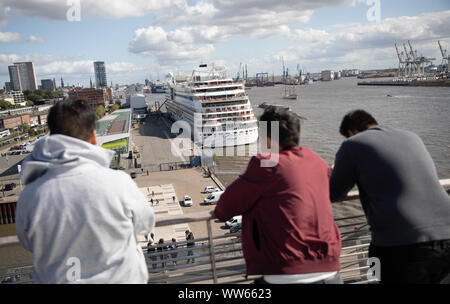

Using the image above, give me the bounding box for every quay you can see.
[357,79,450,87]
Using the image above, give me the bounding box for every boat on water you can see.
[258,102,291,111]
[166,64,258,148]
[151,81,167,93]
[282,83,298,100]
[304,78,314,85]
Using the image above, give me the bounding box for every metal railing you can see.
[1,179,449,284]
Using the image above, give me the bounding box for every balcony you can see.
[1,179,449,284]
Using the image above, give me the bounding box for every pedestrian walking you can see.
[185,230,195,264]
[157,238,168,269]
[147,241,158,270]
[169,238,178,266]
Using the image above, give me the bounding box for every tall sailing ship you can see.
[166,64,258,147]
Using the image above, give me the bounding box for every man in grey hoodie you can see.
[16,100,155,283]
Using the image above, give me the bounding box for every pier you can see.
[357,79,450,87]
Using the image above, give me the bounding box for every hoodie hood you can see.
[20,134,115,185]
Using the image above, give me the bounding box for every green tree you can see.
[22,123,30,134]
[95,105,106,119]
[0,100,14,110]
[110,104,120,113]
[26,101,34,107]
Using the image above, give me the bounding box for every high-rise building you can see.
[41,79,56,91]
[13,62,37,91]
[8,65,22,91]
[61,77,64,88]
[10,91,25,105]
[94,61,107,88]
[4,82,12,92]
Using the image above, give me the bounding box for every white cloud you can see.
[129,26,216,64]
[273,10,450,71]
[25,35,45,43]
[128,0,355,64]
[0,31,21,42]
[0,32,46,43]
[0,0,177,22]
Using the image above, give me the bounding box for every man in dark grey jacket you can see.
[330,109,450,284]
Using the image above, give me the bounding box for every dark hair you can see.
[47,99,97,142]
[259,106,300,149]
[339,110,378,138]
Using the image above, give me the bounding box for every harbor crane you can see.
[236,62,242,80]
[281,56,286,82]
[395,43,406,77]
[438,40,449,75]
[395,41,434,79]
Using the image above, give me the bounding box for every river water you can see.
[212,77,450,219]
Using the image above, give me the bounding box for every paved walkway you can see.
[137,184,190,245]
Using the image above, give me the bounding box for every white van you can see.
[203,186,220,193]
[203,191,224,205]
[225,215,242,228]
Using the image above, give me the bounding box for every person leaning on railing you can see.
[330,109,450,284]
[214,106,342,284]
[15,99,155,284]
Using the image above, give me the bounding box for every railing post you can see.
[207,219,218,284]
[356,238,367,281]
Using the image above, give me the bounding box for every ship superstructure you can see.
[166,64,258,147]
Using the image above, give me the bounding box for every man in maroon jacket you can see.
[214,106,342,284]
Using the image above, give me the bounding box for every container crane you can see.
[438,40,449,75]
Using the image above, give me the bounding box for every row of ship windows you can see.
[192,86,242,93]
[202,100,249,108]
[203,111,253,119]
[191,81,237,87]
[201,129,257,136]
[202,117,256,124]
[195,93,246,101]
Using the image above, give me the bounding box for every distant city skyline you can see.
[0,0,449,87]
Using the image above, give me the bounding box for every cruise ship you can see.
[166,64,258,148]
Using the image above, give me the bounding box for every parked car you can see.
[203,186,220,193]
[203,191,224,205]
[183,195,192,207]
[225,215,242,228]
[130,172,137,179]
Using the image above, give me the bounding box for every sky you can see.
[0,0,449,87]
